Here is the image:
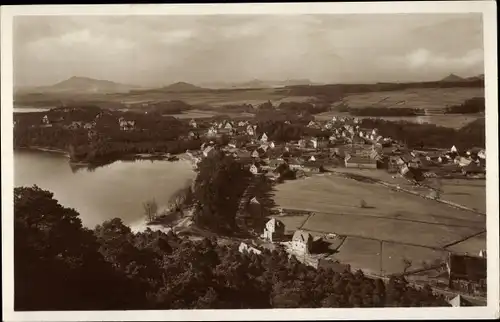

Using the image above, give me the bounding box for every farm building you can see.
[292,230,313,254]
[344,154,377,169]
[447,253,486,288]
[262,218,285,242]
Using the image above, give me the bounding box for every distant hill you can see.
[17,76,141,94]
[441,74,466,82]
[161,82,206,92]
[200,78,319,89]
[464,74,485,82]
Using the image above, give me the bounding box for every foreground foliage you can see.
[14,186,449,310]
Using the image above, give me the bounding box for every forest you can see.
[14,184,450,311]
[359,118,485,150]
[444,97,485,114]
[13,106,201,164]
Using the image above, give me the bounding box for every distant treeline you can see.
[334,105,423,116]
[445,97,485,114]
[286,79,485,102]
[360,118,485,150]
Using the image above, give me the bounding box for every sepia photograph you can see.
[1,2,498,321]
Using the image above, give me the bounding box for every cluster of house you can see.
[188,116,486,182]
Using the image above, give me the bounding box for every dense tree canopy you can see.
[14,185,450,311]
[193,150,251,234]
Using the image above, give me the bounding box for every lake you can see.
[14,150,196,230]
[14,107,51,113]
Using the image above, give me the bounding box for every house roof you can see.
[292,230,312,243]
[448,295,472,307]
[267,217,285,228]
[449,254,487,282]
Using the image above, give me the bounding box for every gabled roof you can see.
[292,230,312,243]
[448,295,472,307]
[267,217,285,228]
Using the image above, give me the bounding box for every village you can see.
[20,109,487,307]
[182,115,487,307]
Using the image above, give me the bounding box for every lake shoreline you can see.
[16,146,193,168]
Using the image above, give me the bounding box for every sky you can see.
[13,13,484,87]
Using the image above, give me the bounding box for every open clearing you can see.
[340,87,484,110]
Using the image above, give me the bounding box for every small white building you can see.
[310,138,318,149]
[292,230,313,254]
[262,218,285,242]
[203,146,215,158]
[249,164,259,175]
[42,115,50,125]
[207,127,218,137]
[450,145,458,153]
[309,155,316,162]
[260,133,268,143]
[269,141,275,149]
[238,242,262,255]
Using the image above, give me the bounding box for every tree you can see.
[143,198,158,222]
[193,151,251,233]
[14,185,141,310]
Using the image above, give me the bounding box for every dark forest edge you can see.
[15,179,451,311]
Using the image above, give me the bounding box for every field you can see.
[315,112,483,129]
[445,232,486,255]
[272,174,486,275]
[331,168,486,214]
[339,87,484,110]
[439,179,486,213]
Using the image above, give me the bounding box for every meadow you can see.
[272,174,486,275]
[339,87,484,110]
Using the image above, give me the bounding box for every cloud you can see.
[13,13,484,87]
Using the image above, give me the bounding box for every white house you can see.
[269,141,275,149]
[207,127,218,137]
[203,146,216,158]
[42,115,50,125]
[238,242,262,255]
[260,133,268,143]
[479,249,487,258]
[310,138,318,149]
[291,230,313,254]
[262,218,285,242]
[251,150,260,158]
[224,122,233,130]
[331,116,337,122]
[450,145,458,153]
[309,155,316,162]
[477,149,486,159]
[307,121,317,128]
[249,164,259,175]
[246,125,255,136]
